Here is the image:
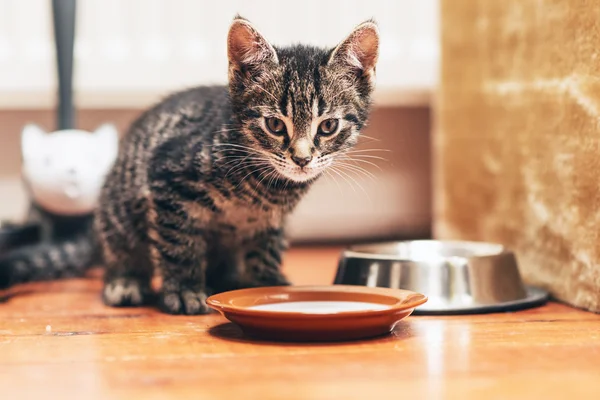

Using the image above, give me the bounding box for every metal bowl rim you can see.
[340,239,512,262]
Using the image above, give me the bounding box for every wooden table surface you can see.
[1,246,600,400]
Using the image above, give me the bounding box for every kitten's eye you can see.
[265,117,286,136]
[318,119,339,136]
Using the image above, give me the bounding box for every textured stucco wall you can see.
[435,0,600,311]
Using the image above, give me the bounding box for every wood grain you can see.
[1,246,600,400]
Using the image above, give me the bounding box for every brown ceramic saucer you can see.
[206,285,427,342]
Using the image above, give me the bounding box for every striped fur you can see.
[3,16,380,315]
[0,232,97,288]
[0,205,99,289]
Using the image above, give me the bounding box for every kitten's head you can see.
[226,15,379,183]
[21,124,119,215]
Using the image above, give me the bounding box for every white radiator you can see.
[0,0,438,109]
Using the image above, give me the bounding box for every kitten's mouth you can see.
[270,158,331,183]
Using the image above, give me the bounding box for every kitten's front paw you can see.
[102,278,151,307]
[159,288,210,315]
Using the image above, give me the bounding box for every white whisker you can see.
[226,164,263,179]
[253,84,278,102]
[248,168,275,199]
[324,170,343,195]
[328,166,357,194]
[234,164,274,190]
[266,170,279,191]
[344,154,389,162]
[342,148,392,154]
[357,134,381,142]
[330,165,372,204]
[337,156,384,171]
[334,161,378,181]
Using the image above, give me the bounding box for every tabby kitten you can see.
[3,15,380,315]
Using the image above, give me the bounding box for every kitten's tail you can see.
[0,232,100,289]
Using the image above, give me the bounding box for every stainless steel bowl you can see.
[334,240,549,314]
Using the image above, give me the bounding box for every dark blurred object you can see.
[0,221,41,255]
[52,0,77,130]
[0,0,76,258]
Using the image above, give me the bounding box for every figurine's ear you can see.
[21,124,47,162]
[94,124,119,158]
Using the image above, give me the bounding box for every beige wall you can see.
[0,106,431,243]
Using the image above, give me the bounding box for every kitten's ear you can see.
[93,123,119,159]
[21,123,47,162]
[328,19,380,82]
[227,15,278,78]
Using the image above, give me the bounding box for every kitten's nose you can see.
[291,155,312,168]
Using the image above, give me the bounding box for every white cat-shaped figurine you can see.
[0,124,119,289]
[21,123,119,216]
